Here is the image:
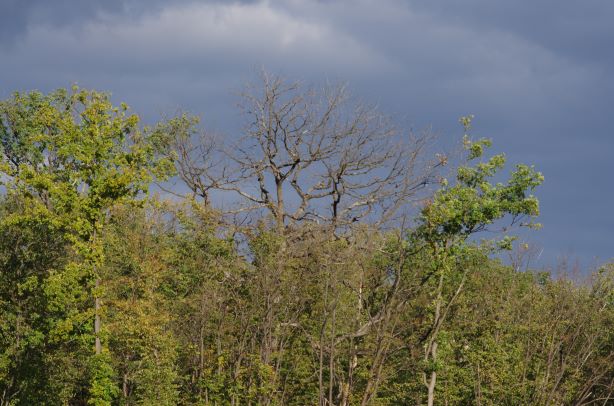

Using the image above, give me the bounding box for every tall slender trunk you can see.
[422,245,466,406]
[93,228,102,355]
[342,280,363,406]
[122,371,129,398]
[426,345,437,406]
[95,281,101,354]
[329,306,337,406]
[319,272,331,406]
[276,179,284,232]
[423,271,444,406]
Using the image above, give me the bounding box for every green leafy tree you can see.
[0,87,169,405]
[415,116,543,406]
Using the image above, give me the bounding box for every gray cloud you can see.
[0,0,130,45]
[406,0,614,68]
[0,0,612,267]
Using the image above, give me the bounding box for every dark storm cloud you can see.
[0,0,259,46]
[0,0,131,45]
[406,0,614,68]
[0,0,612,266]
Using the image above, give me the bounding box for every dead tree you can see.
[156,71,442,233]
[152,114,230,207]
[225,72,440,231]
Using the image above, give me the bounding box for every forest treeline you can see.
[0,74,613,405]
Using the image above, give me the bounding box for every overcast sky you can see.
[1,0,612,268]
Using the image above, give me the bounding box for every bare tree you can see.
[152,114,230,206]
[227,71,439,231]
[158,71,441,232]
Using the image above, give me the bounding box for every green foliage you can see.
[88,353,119,406]
[0,87,171,404]
[0,89,612,406]
[421,118,543,241]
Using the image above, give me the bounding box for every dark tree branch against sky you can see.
[1,0,612,266]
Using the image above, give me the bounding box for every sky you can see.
[1,0,612,268]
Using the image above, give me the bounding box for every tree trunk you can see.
[276,179,284,232]
[95,278,102,355]
[426,343,438,406]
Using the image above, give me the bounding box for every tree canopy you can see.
[0,76,612,406]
